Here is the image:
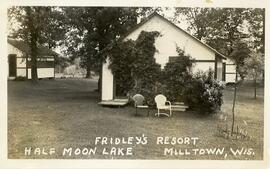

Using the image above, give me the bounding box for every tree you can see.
[229,41,251,79]
[228,41,251,134]
[173,7,264,133]
[207,9,250,55]
[173,8,264,71]
[247,9,265,53]
[62,7,139,78]
[247,9,265,83]
[243,52,264,99]
[8,7,66,81]
[62,7,163,95]
[174,7,217,40]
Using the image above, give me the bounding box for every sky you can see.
[161,7,189,30]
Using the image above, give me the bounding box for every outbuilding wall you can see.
[124,15,217,71]
[225,58,238,83]
[7,43,55,79]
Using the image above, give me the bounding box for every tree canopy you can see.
[62,7,162,78]
[174,8,264,65]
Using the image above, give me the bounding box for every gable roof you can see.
[8,39,58,57]
[122,12,227,60]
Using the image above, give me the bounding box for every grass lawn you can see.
[8,78,264,160]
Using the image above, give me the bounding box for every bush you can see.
[184,70,225,114]
[107,40,136,96]
[162,47,194,102]
[108,31,161,99]
[128,31,162,105]
[161,49,224,114]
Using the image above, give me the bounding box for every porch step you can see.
[98,98,129,107]
[8,77,16,80]
[173,102,185,105]
[171,103,189,112]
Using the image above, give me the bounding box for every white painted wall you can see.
[225,58,236,65]
[102,59,114,100]
[193,62,215,72]
[226,74,237,83]
[216,58,223,81]
[7,43,24,57]
[27,68,54,79]
[17,69,26,77]
[226,64,236,73]
[124,15,216,69]
[225,58,237,83]
[17,58,27,67]
[8,43,55,79]
[7,44,24,78]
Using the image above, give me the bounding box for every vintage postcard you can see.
[0,0,269,169]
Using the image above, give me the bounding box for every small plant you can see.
[217,123,252,140]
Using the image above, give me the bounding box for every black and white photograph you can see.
[1,0,269,168]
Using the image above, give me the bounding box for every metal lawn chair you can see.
[154,94,172,117]
[132,94,150,116]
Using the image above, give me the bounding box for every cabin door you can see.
[8,54,17,77]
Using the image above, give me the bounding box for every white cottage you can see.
[7,39,57,79]
[101,13,236,102]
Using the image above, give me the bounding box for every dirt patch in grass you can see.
[8,79,264,160]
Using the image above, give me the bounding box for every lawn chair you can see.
[132,94,150,116]
[154,94,172,117]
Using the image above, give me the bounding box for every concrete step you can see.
[173,102,185,105]
[172,108,186,112]
[171,102,189,112]
[171,105,189,109]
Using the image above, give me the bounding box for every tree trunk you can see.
[98,43,106,95]
[97,61,102,99]
[262,70,265,85]
[254,71,257,99]
[231,71,238,135]
[30,35,38,82]
[85,66,91,78]
[98,68,102,100]
[98,76,101,90]
[26,7,38,82]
